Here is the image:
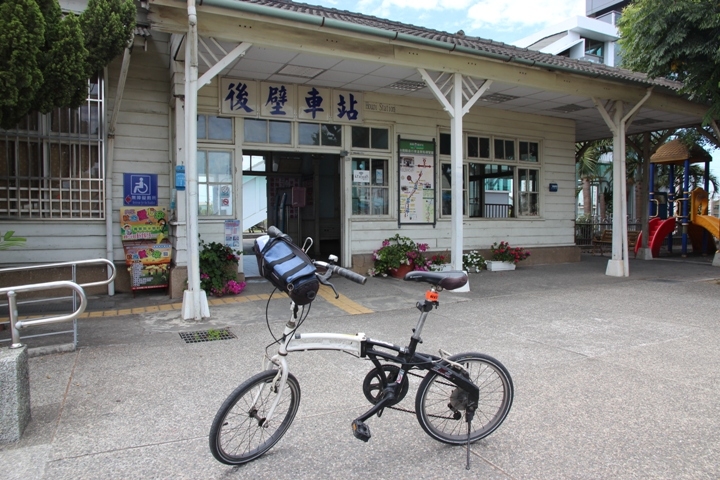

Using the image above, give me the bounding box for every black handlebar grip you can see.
[267,226,282,238]
[331,265,367,285]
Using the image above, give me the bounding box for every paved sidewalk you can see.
[2,254,720,479]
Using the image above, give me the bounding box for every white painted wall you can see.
[0,33,172,266]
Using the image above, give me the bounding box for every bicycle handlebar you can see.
[315,260,367,285]
[264,226,367,286]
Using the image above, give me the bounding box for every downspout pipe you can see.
[104,42,133,296]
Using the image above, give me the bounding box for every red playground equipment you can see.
[640,140,716,258]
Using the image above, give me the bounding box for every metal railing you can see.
[0,259,116,349]
[2,281,88,349]
[575,218,642,250]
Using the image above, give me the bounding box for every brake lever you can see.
[316,261,340,298]
[318,275,339,298]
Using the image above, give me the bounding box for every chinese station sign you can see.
[220,78,363,123]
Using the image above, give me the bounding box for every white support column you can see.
[450,73,463,273]
[593,88,652,277]
[182,0,209,320]
[418,70,491,290]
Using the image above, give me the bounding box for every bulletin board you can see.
[398,137,436,226]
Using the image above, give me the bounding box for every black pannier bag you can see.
[254,232,319,305]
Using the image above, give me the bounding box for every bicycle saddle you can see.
[403,270,468,290]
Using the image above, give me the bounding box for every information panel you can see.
[398,138,436,226]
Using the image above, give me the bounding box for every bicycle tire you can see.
[415,352,513,445]
[209,369,301,465]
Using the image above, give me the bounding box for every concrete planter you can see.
[486,261,516,271]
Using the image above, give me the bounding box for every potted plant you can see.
[486,241,530,271]
[369,234,428,277]
[199,238,246,296]
[462,250,486,273]
[427,251,451,272]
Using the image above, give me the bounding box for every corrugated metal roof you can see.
[240,0,682,92]
[135,25,152,37]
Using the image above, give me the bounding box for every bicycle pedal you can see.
[351,420,371,442]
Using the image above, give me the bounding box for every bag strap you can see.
[265,253,295,269]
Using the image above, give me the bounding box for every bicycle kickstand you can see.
[465,406,477,470]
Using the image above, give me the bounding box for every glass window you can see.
[269,120,291,144]
[197,115,232,141]
[300,122,343,146]
[351,158,388,215]
[197,150,233,216]
[439,133,451,155]
[352,126,369,148]
[519,141,539,162]
[371,128,389,149]
[244,119,291,144]
[467,136,490,159]
[440,163,467,216]
[351,126,389,150]
[322,124,342,146]
[298,123,319,145]
[494,138,515,161]
[0,77,104,219]
[242,153,266,172]
[468,163,514,218]
[244,119,267,143]
[208,116,232,140]
[518,168,539,216]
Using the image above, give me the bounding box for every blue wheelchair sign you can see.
[124,173,158,206]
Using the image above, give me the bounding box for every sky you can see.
[320,0,720,185]
[324,0,586,44]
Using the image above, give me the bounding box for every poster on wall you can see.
[120,207,169,242]
[224,219,241,249]
[123,242,172,290]
[119,207,172,292]
[398,138,436,226]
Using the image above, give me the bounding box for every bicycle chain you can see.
[383,371,455,420]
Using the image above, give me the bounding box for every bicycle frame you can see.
[258,289,479,428]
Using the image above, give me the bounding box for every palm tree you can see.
[576,140,612,217]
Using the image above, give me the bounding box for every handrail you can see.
[1,281,87,349]
[0,258,116,289]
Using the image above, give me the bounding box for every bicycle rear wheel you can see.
[209,369,301,465]
[415,352,513,445]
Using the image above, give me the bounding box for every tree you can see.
[80,0,136,77]
[0,0,45,129]
[0,0,135,129]
[32,0,88,114]
[618,0,720,123]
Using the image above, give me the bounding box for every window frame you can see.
[350,156,391,217]
[0,76,105,220]
[438,131,542,219]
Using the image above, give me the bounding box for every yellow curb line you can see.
[0,288,373,321]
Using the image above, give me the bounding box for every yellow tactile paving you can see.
[317,285,374,315]
[1,286,373,322]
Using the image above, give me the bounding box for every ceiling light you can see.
[277,65,325,78]
[387,80,426,92]
[549,104,587,113]
[480,93,518,104]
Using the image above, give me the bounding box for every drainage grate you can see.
[179,329,237,344]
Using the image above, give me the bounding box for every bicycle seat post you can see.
[408,287,439,355]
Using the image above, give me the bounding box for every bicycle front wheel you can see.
[415,352,513,445]
[209,369,301,465]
